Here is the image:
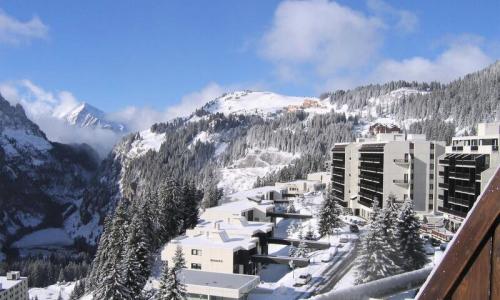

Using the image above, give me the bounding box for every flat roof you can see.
[169,232,257,251]
[0,276,25,290]
[197,220,273,236]
[204,199,274,215]
[179,269,259,290]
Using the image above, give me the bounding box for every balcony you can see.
[393,179,409,187]
[455,185,476,195]
[438,182,449,189]
[437,206,467,218]
[394,158,410,166]
[448,196,471,207]
[359,182,383,193]
[439,159,450,165]
[438,171,445,177]
[449,172,472,181]
[358,165,383,173]
[359,173,380,183]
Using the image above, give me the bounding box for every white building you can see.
[162,198,275,276]
[331,132,445,219]
[201,199,275,223]
[437,122,500,231]
[306,172,331,187]
[0,271,28,300]
[275,180,323,195]
[179,269,259,300]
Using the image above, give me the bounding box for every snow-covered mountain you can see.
[0,94,100,258]
[60,102,126,133]
[193,90,333,119]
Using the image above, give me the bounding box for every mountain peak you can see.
[62,102,126,133]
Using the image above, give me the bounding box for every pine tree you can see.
[355,200,401,284]
[156,261,186,300]
[69,280,85,300]
[173,245,186,271]
[380,195,402,265]
[318,186,343,237]
[305,224,316,240]
[395,199,428,272]
[293,230,310,258]
[93,201,132,299]
[122,213,151,298]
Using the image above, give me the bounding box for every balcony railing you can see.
[455,185,475,195]
[394,158,410,165]
[437,206,468,218]
[393,179,409,186]
[438,183,449,189]
[359,174,381,183]
[448,196,470,207]
[359,182,383,193]
[358,165,383,173]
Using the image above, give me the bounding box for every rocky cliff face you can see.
[0,95,100,255]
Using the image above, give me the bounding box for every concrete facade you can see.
[0,272,28,300]
[331,133,445,219]
[437,122,500,231]
[275,180,323,195]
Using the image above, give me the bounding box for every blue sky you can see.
[0,0,499,119]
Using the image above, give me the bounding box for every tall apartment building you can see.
[0,271,28,300]
[331,132,445,219]
[437,122,500,232]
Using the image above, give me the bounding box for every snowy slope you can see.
[199,91,333,118]
[29,282,75,300]
[59,102,126,133]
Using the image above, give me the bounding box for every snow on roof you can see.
[203,198,274,216]
[227,186,285,201]
[197,218,273,236]
[180,269,259,290]
[169,229,258,251]
[0,275,26,290]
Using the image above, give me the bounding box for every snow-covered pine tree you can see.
[287,201,296,213]
[156,261,186,300]
[396,198,428,272]
[318,185,343,237]
[293,230,310,258]
[305,224,316,240]
[355,200,401,284]
[86,215,112,291]
[380,195,402,265]
[122,212,152,298]
[93,200,132,299]
[173,245,186,270]
[69,280,85,300]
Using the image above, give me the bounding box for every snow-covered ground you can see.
[249,192,360,300]
[29,282,75,300]
[12,228,73,249]
[126,129,166,159]
[218,148,300,195]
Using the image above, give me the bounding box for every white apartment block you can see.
[0,271,28,300]
[437,122,500,231]
[162,199,275,276]
[331,132,445,219]
[306,172,331,188]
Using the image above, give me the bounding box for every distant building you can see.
[437,122,500,231]
[331,133,445,219]
[0,271,28,300]
[368,123,402,135]
[307,172,331,188]
[275,180,323,195]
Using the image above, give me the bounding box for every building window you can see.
[430,143,435,149]
[429,174,434,180]
[191,249,202,256]
[430,163,434,170]
[410,143,414,150]
[430,153,434,159]
[191,263,202,270]
[430,184,434,190]
[429,194,433,200]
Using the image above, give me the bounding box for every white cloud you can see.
[371,42,493,83]
[367,0,418,33]
[0,80,118,156]
[260,0,384,78]
[167,82,226,117]
[0,9,48,45]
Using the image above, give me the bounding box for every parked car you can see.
[430,238,441,247]
[440,243,448,251]
[424,243,435,255]
[349,224,359,233]
[294,273,312,286]
[339,237,349,243]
